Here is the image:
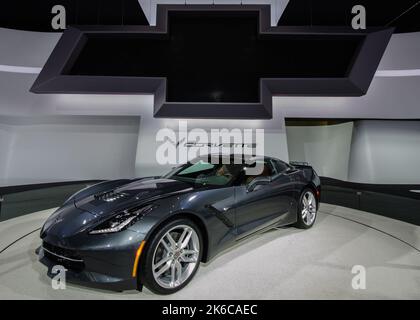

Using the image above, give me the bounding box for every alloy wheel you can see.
[301,191,316,225]
[152,225,200,289]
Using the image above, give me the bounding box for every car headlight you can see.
[89,204,154,235]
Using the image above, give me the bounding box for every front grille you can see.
[42,241,85,272]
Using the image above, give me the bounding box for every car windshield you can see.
[163,159,243,186]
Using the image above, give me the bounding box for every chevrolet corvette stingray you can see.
[38,154,321,294]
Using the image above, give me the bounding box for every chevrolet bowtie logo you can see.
[31,4,393,119]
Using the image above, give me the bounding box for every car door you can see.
[234,159,294,239]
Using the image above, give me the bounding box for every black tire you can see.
[294,189,317,229]
[138,218,203,295]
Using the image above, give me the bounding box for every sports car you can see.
[38,154,321,294]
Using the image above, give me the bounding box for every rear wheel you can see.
[294,189,317,229]
[139,219,202,294]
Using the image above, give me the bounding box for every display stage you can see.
[0,204,419,299]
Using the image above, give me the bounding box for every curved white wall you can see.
[287,120,420,184]
[286,122,353,180]
[0,116,140,186]
[348,120,420,184]
[1,28,420,185]
[0,123,13,181]
[0,28,60,67]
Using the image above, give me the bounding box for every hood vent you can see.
[94,190,129,202]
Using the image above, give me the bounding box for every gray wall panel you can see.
[286,122,353,180]
[348,120,420,184]
[0,116,140,186]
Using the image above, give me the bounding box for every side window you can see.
[269,160,279,175]
[264,160,275,176]
[237,160,274,186]
[273,160,289,174]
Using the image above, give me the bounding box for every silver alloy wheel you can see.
[302,191,317,225]
[152,224,200,289]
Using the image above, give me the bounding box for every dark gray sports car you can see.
[38,154,321,294]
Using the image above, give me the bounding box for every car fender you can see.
[127,193,231,263]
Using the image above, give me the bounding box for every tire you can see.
[294,189,317,229]
[138,218,203,294]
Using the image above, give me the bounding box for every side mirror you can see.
[246,176,271,192]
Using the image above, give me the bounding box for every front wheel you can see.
[139,219,202,294]
[294,189,317,229]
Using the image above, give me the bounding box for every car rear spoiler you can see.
[289,161,312,168]
[289,161,319,182]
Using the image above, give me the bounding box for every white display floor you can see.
[0,204,419,299]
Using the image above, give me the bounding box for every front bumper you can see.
[38,230,146,292]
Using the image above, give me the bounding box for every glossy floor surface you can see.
[0,204,419,299]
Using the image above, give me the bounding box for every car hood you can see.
[74,177,194,217]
